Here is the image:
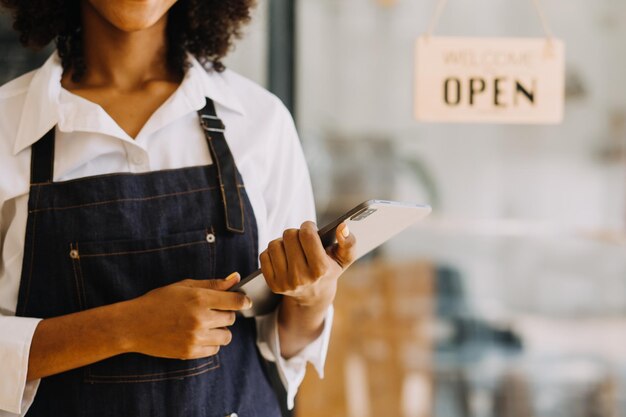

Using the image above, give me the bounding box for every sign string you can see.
[426,0,554,40]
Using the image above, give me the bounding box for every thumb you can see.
[178,272,241,291]
[328,222,356,269]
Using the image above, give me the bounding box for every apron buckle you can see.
[200,114,226,133]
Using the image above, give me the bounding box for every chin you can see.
[88,0,176,32]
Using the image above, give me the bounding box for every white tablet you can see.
[230,200,432,317]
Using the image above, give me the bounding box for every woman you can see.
[0,1,355,416]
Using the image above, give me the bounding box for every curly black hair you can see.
[0,0,255,81]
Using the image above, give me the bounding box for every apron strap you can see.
[29,101,245,234]
[30,128,56,185]
[198,98,245,234]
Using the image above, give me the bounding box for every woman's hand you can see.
[28,273,251,381]
[121,273,251,360]
[260,221,356,305]
[260,221,356,358]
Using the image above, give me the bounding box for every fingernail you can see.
[225,272,240,281]
[244,297,253,309]
[342,225,350,238]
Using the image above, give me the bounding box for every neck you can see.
[66,2,177,91]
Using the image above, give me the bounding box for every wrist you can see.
[106,299,137,354]
[279,279,335,332]
[287,275,338,308]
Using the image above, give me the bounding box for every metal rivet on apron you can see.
[206,233,216,243]
[69,249,79,259]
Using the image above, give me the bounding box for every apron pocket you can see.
[68,228,220,383]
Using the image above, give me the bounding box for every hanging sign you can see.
[414,36,565,124]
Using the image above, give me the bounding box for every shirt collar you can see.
[12,53,62,155]
[184,56,246,117]
[12,52,246,155]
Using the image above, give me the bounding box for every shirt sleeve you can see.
[0,316,41,415]
[254,100,333,409]
[255,306,334,410]
[262,99,317,239]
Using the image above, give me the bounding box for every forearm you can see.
[27,301,131,381]
[27,277,249,381]
[277,278,337,359]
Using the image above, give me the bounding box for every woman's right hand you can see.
[121,272,251,360]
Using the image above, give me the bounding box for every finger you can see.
[205,310,237,328]
[283,229,308,277]
[199,328,233,347]
[178,273,241,291]
[259,251,277,289]
[205,290,252,311]
[267,238,288,277]
[328,222,357,269]
[209,273,242,291]
[187,345,220,359]
[298,221,328,277]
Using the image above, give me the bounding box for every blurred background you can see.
[3,0,626,416]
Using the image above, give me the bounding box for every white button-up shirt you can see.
[0,53,332,415]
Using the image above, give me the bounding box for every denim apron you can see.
[15,98,283,417]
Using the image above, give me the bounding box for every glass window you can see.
[295,1,626,416]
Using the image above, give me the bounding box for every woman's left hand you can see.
[260,221,356,305]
